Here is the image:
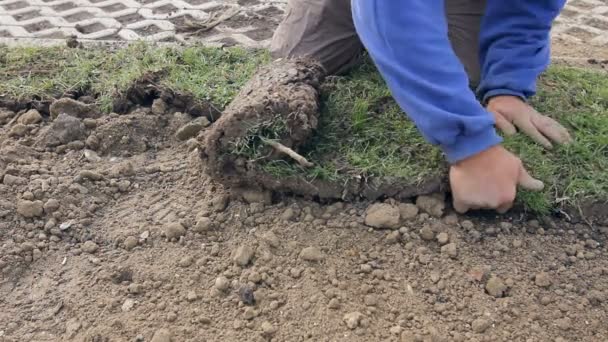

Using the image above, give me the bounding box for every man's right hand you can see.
[449,145,544,214]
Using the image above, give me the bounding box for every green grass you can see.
[1,44,607,214]
[0,43,269,112]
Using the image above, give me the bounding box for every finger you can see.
[452,198,470,214]
[493,112,517,136]
[513,117,553,149]
[532,115,573,145]
[517,164,544,191]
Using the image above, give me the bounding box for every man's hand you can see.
[450,145,544,214]
[487,95,572,149]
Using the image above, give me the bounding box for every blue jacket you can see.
[352,0,565,163]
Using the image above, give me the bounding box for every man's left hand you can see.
[486,95,572,149]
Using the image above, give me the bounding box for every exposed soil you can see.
[1,66,608,341]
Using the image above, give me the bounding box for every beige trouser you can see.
[270,0,486,85]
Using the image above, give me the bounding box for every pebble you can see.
[343,312,364,330]
[299,246,325,262]
[121,298,136,312]
[416,194,445,218]
[398,203,419,221]
[123,236,138,250]
[512,239,523,248]
[261,321,277,336]
[193,217,213,232]
[485,276,507,298]
[238,285,255,305]
[280,208,296,221]
[420,225,435,241]
[364,294,378,306]
[178,256,193,267]
[43,199,60,213]
[261,231,280,248]
[248,271,262,283]
[128,283,143,294]
[214,276,230,292]
[233,245,255,266]
[82,241,99,254]
[17,200,44,218]
[555,317,571,331]
[243,307,256,320]
[150,328,172,342]
[385,231,401,244]
[328,298,341,309]
[461,220,475,230]
[3,174,27,185]
[19,109,43,125]
[364,203,400,229]
[436,232,449,245]
[163,222,186,240]
[186,290,197,302]
[9,123,27,137]
[471,318,491,333]
[535,272,552,288]
[175,117,210,141]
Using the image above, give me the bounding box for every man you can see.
[270,0,572,213]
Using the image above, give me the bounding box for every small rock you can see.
[193,217,213,232]
[385,230,401,244]
[17,200,44,218]
[121,298,136,312]
[175,117,209,141]
[238,285,255,305]
[243,307,256,320]
[123,236,138,250]
[343,312,364,330]
[43,199,60,213]
[261,321,277,336]
[3,174,27,185]
[210,194,230,212]
[441,243,458,258]
[261,231,280,248]
[178,256,193,267]
[50,98,100,119]
[36,113,86,147]
[78,170,103,181]
[214,276,230,292]
[398,203,419,221]
[9,124,28,137]
[416,194,445,218]
[150,328,172,342]
[436,232,449,245]
[389,326,402,335]
[248,271,262,283]
[299,246,325,262]
[233,245,255,266]
[512,239,523,248]
[364,294,378,306]
[535,272,552,288]
[83,149,101,162]
[485,276,507,298]
[82,241,99,254]
[163,222,186,240]
[365,203,400,229]
[19,109,43,125]
[186,290,197,302]
[419,225,435,242]
[471,318,491,333]
[128,283,143,294]
[461,220,475,230]
[280,208,296,221]
[328,298,341,309]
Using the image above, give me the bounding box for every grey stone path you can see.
[0,0,607,54]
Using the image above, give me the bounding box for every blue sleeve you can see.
[478,1,566,103]
[351,0,501,164]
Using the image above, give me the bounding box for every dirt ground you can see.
[1,92,608,342]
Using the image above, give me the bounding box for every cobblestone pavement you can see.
[0,0,607,57]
